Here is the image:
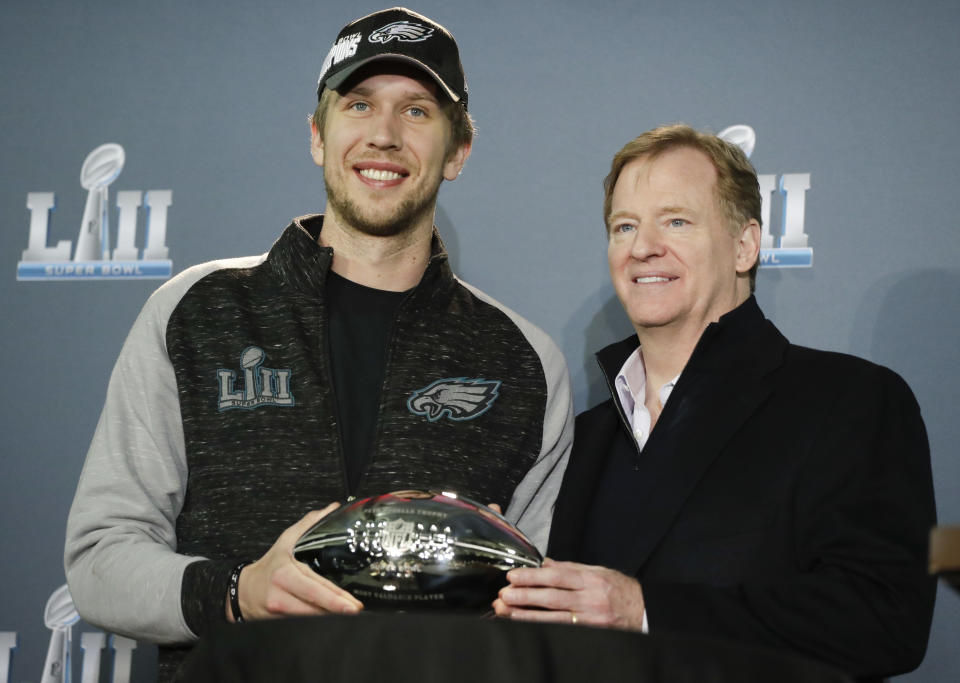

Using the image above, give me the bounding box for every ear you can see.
[735,219,761,274]
[442,141,472,181]
[310,120,324,167]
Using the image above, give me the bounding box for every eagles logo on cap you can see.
[368,20,434,43]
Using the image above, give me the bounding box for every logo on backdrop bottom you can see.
[0,584,136,683]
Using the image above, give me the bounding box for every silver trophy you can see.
[718,124,756,159]
[40,584,79,683]
[293,490,542,611]
[74,143,125,262]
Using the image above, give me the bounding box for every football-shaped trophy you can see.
[293,490,542,611]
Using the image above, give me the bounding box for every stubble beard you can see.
[324,171,443,238]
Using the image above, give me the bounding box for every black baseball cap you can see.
[316,7,468,109]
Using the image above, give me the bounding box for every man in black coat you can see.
[494,125,936,682]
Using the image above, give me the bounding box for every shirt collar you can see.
[614,347,681,435]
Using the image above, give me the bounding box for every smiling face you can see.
[311,66,470,239]
[606,146,759,340]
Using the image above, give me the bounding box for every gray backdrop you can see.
[2,0,958,681]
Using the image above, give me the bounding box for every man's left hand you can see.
[493,558,645,630]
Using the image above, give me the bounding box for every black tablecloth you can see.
[176,613,851,683]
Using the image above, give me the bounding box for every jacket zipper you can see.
[597,357,644,468]
[322,300,351,499]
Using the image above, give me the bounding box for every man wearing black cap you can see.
[65,8,573,680]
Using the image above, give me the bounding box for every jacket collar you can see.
[268,214,455,298]
[595,296,785,390]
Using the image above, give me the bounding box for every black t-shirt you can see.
[325,271,408,493]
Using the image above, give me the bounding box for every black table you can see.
[177,613,851,683]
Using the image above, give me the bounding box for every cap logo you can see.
[368,21,434,44]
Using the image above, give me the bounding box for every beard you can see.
[324,169,443,238]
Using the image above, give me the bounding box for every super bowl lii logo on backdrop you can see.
[0,585,136,683]
[718,125,812,268]
[16,143,173,281]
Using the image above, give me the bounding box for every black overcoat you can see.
[548,297,937,682]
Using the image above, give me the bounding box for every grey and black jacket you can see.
[65,215,573,677]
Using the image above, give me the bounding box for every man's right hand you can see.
[227,504,364,621]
